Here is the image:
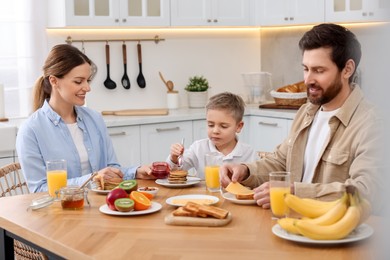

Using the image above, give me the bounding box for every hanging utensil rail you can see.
[65,35,165,44]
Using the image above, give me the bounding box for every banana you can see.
[277,218,301,235]
[294,193,361,240]
[284,193,340,218]
[302,192,349,226]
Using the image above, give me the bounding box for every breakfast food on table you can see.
[137,186,159,198]
[277,186,372,240]
[93,175,123,190]
[168,170,188,184]
[106,188,129,211]
[171,198,215,205]
[225,182,254,200]
[118,180,138,194]
[130,191,152,211]
[173,202,229,219]
[114,198,135,212]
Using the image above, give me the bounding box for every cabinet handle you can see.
[207,19,212,22]
[122,18,127,23]
[284,17,288,21]
[213,19,218,23]
[362,12,367,16]
[115,18,119,22]
[156,126,180,132]
[289,17,294,21]
[109,131,127,136]
[369,12,374,16]
[258,121,278,127]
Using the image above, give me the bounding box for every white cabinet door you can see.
[48,0,169,27]
[171,0,253,26]
[257,0,324,26]
[248,116,289,153]
[192,120,208,141]
[108,125,141,167]
[140,121,193,164]
[326,0,389,23]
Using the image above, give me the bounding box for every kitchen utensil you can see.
[104,42,116,90]
[121,43,131,89]
[101,108,169,116]
[159,71,174,92]
[136,43,146,88]
[80,172,98,189]
[177,138,185,167]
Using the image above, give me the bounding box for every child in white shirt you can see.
[167,92,257,179]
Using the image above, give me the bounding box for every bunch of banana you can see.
[278,187,372,240]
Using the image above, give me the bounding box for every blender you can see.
[242,72,273,104]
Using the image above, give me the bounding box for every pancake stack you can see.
[168,170,188,184]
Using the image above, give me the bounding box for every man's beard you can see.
[307,75,342,106]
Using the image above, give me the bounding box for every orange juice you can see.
[270,187,290,217]
[47,170,67,197]
[205,165,220,192]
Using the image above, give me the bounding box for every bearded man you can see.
[220,23,384,214]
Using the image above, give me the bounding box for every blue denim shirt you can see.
[16,100,138,193]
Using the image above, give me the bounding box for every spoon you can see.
[121,43,131,89]
[80,172,98,189]
[136,42,146,88]
[104,42,116,90]
[177,138,185,168]
[159,71,174,92]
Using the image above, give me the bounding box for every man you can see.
[220,23,384,213]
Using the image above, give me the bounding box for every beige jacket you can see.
[242,85,384,213]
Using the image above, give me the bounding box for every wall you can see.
[47,28,261,112]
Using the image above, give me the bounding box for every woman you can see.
[16,44,154,193]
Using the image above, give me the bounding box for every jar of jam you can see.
[57,186,89,210]
[151,162,170,179]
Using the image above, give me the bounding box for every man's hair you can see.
[206,92,245,122]
[299,23,361,82]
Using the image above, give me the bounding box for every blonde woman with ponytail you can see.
[16,44,154,193]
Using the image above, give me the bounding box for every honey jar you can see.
[57,186,88,210]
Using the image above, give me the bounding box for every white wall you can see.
[47,28,261,112]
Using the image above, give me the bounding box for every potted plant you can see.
[185,76,209,108]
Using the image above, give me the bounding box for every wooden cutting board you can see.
[259,103,301,110]
[101,108,169,116]
[164,212,232,227]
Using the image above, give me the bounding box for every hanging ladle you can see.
[136,42,146,88]
[159,71,174,92]
[121,42,131,89]
[104,42,116,90]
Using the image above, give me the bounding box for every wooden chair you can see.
[0,162,48,260]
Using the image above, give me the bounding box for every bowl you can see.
[270,90,307,106]
[137,186,159,198]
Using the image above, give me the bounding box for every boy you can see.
[167,92,257,179]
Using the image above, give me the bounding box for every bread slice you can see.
[172,207,198,217]
[183,202,228,219]
[235,193,254,200]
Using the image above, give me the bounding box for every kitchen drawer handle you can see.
[109,131,127,136]
[258,121,278,127]
[156,126,180,132]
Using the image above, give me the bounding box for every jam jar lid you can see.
[29,195,54,210]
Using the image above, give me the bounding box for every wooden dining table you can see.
[0,179,385,260]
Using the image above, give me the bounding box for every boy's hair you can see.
[206,92,245,122]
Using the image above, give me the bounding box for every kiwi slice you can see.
[118,180,138,194]
[114,198,134,212]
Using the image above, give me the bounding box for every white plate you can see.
[272,223,374,244]
[221,192,257,205]
[166,194,219,207]
[90,188,112,194]
[155,176,201,188]
[99,202,162,216]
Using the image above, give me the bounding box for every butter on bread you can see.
[225,182,254,200]
[173,202,229,219]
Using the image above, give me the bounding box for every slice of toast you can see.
[184,202,228,219]
[172,207,198,217]
[235,193,254,200]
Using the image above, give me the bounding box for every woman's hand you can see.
[96,167,124,182]
[135,165,155,179]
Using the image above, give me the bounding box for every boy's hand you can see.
[170,143,184,164]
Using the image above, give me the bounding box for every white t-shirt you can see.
[166,137,257,179]
[302,108,339,183]
[67,123,90,176]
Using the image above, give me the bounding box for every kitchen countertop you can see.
[7,105,297,129]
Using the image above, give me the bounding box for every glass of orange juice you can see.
[269,171,291,219]
[46,159,67,198]
[204,152,222,192]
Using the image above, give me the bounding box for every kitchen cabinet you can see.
[48,0,170,27]
[140,121,193,164]
[248,116,292,153]
[108,125,141,166]
[256,0,325,26]
[325,0,390,23]
[171,0,254,26]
